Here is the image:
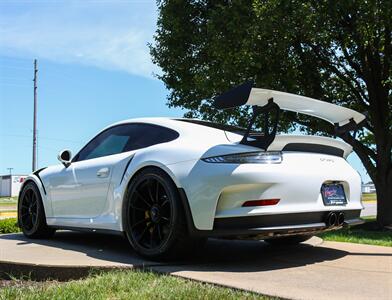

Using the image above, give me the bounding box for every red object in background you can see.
[242,199,280,207]
[20,177,25,183]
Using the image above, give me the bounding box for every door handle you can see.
[97,167,110,178]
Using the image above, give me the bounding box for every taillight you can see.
[202,151,282,164]
[242,199,280,207]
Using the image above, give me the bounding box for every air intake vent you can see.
[282,143,344,157]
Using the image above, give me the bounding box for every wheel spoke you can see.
[31,213,37,225]
[24,193,31,205]
[131,218,148,230]
[156,224,163,241]
[130,203,146,212]
[136,223,151,243]
[155,181,160,203]
[161,216,170,222]
[147,180,156,204]
[160,199,169,207]
[149,226,155,247]
[135,189,152,208]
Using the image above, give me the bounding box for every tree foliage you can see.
[151,0,392,225]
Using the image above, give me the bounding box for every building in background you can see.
[362,182,376,194]
[0,175,27,197]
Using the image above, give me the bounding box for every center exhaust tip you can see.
[337,212,345,226]
[326,212,337,227]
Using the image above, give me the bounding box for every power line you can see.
[0,133,83,144]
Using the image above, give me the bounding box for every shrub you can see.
[0,218,20,234]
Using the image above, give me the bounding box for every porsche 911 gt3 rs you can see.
[18,83,365,259]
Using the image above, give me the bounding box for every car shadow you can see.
[0,231,363,274]
[0,231,149,266]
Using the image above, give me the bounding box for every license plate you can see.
[321,183,347,206]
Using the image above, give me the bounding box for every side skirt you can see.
[48,225,125,237]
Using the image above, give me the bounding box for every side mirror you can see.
[58,149,72,167]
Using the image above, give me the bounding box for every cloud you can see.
[0,1,160,78]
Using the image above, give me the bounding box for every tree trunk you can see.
[376,168,392,227]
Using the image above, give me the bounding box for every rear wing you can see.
[213,82,366,149]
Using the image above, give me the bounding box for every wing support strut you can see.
[240,99,280,150]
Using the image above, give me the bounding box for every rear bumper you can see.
[173,153,362,230]
[178,188,362,239]
[205,218,364,240]
[210,210,362,239]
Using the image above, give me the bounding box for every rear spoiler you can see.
[213,82,366,150]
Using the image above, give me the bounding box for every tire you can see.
[18,181,56,239]
[123,167,203,260]
[264,235,311,246]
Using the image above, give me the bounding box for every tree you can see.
[150,0,392,227]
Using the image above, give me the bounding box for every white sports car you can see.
[18,83,365,259]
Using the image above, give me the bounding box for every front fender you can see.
[20,173,53,218]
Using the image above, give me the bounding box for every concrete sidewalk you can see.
[361,201,377,217]
[153,240,392,300]
[0,232,391,299]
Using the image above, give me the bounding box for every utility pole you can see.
[32,59,38,172]
[6,168,13,176]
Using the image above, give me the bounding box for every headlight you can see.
[202,151,282,164]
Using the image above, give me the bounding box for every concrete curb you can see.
[0,260,133,281]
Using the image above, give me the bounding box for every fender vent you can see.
[282,143,344,157]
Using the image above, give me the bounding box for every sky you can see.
[0,0,371,182]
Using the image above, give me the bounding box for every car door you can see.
[49,123,179,219]
[50,124,136,218]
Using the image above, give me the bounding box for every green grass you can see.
[0,218,20,234]
[0,197,18,211]
[0,270,272,300]
[319,217,392,247]
[0,202,17,207]
[0,197,18,204]
[361,193,377,202]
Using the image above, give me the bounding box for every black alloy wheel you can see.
[129,176,172,250]
[19,186,39,233]
[124,167,203,260]
[18,182,55,238]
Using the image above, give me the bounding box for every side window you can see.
[74,123,179,162]
[75,125,133,162]
[124,124,179,151]
[84,134,129,161]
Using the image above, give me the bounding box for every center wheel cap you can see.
[150,206,160,223]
